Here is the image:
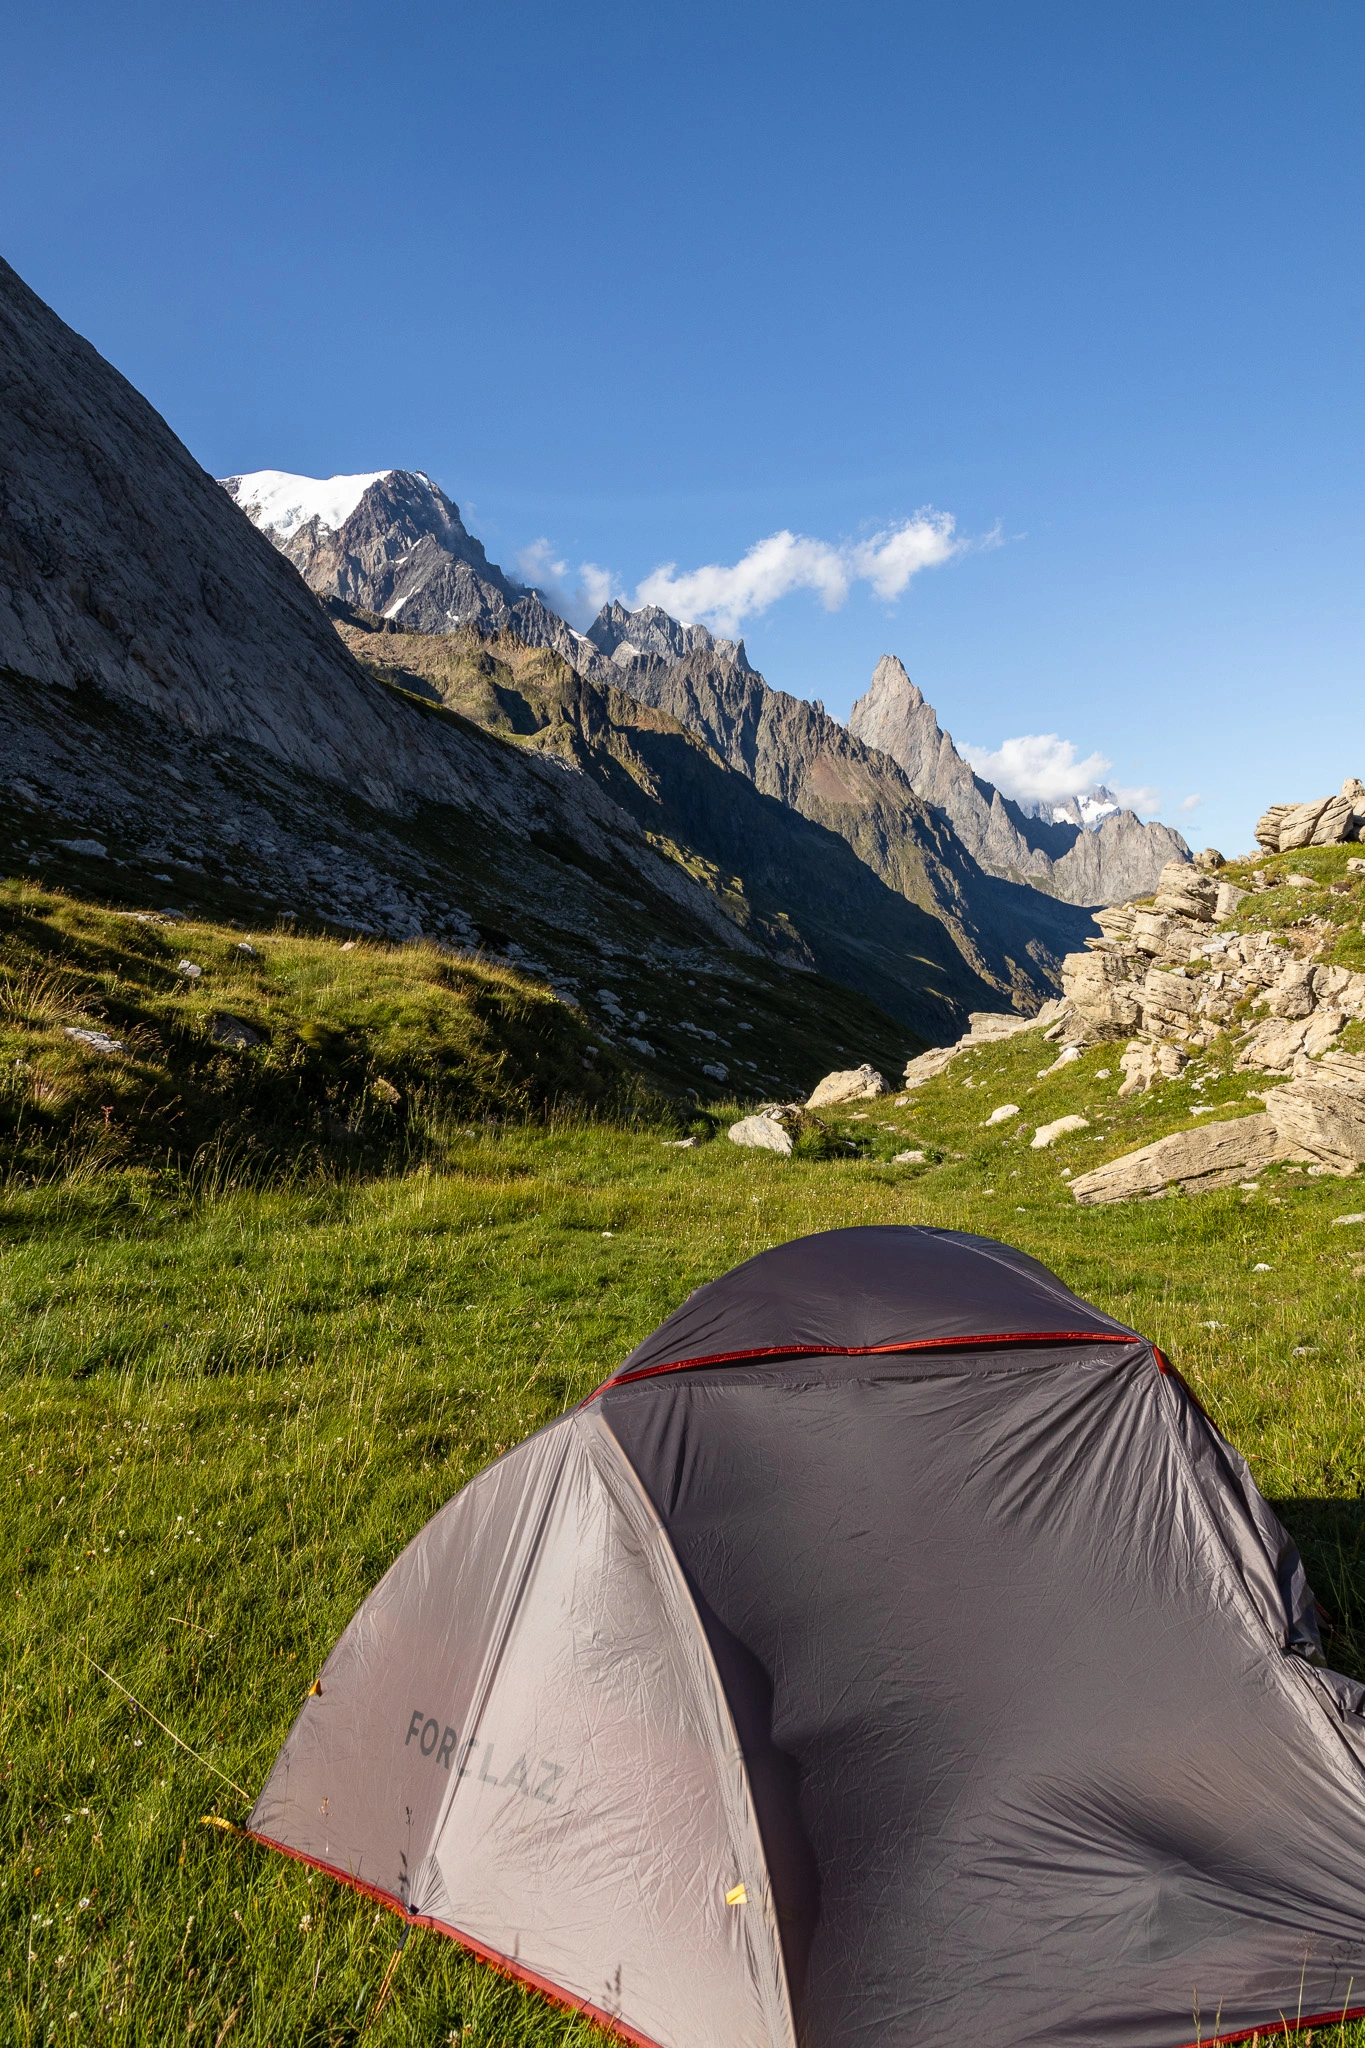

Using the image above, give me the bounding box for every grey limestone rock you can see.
[806,1063,889,1108]
[846,655,1191,907]
[1263,1051,1365,1169]
[727,1111,796,1155]
[1070,1113,1298,1204]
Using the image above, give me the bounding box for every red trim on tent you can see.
[246,1831,665,2048]
[1171,2003,1365,2048]
[592,1329,1138,1396]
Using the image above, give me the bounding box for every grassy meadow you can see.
[5,853,1365,2045]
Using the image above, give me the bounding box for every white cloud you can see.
[960,733,1115,807]
[1113,783,1162,816]
[959,734,1164,817]
[514,540,622,630]
[1179,793,1205,812]
[634,511,965,636]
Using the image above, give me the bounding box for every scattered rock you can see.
[1215,881,1249,919]
[1037,1046,1082,1078]
[663,1135,701,1148]
[891,1148,926,1164]
[1118,1042,1188,1095]
[1070,1113,1297,1204]
[1253,1263,1272,1272]
[1329,1212,1365,1227]
[701,1062,728,1082]
[1031,1115,1090,1150]
[55,837,107,858]
[1192,849,1226,872]
[208,1013,262,1048]
[728,1112,796,1155]
[807,1062,888,1107]
[176,960,203,979]
[63,1026,124,1055]
[984,1104,1020,1126]
[234,940,257,957]
[1349,858,1365,875]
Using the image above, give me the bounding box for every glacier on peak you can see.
[220,469,397,541]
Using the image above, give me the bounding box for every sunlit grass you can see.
[4,1013,1365,2041]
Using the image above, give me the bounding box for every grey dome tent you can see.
[249,1226,1365,2048]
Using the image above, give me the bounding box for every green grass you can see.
[5,865,1365,2044]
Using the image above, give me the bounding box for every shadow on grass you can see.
[1277,1496,1365,1681]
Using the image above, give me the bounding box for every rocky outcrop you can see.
[1255,781,1365,852]
[1054,862,1365,1073]
[847,656,1190,906]
[1263,1051,1365,1171]
[1070,1113,1299,1204]
[901,1005,1062,1088]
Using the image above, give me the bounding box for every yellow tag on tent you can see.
[724,1882,747,1906]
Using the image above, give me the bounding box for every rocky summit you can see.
[848,655,1189,906]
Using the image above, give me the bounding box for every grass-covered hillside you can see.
[5,845,1365,2046]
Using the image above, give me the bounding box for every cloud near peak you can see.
[960,732,1160,816]
[634,512,966,636]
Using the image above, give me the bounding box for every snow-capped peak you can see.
[1049,787,1121,829]
[221,469,394,540]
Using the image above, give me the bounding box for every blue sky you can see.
[3,1,1362,851]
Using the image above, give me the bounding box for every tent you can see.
[249,1225,1365,2048]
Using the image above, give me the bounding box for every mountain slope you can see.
[583,636,1100,994]
[848,655,1188,903]
[0,253,928,1092]
[333,607,1046,1036]
[227,470,1099,1011]
[224,467,587,662]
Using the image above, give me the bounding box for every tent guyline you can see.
[247,1226,1365,2048]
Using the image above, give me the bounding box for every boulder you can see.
[1117,1042,1188,1096]
[1138,968,1201,1038]
[964,1012,1036,1041]
[1255,803,1294,851]
[1070,1113,1294,1204]
[1152,861,1218,922]
[1277,799,1332,851]
[1310,794,1358,846]
[901,1046,960,1090]
[1031,1115,1090,1149]
[1215,881,1249,919]
[807,1063,888,1108]
[728,1112,796,1155]
[1192,848,1226,872]
[1253,783,1365,853]
[1262,1051,1365,1169]
[209,1012,263,1048]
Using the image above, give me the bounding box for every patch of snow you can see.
[221,469,393,540]
[383,591,415,620]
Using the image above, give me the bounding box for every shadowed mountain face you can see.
[1,252,955,1090]
[337,612,1100,1028]
[848,655,1189,904]
[587,640,1100,996]
[222,471,1101,1020]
